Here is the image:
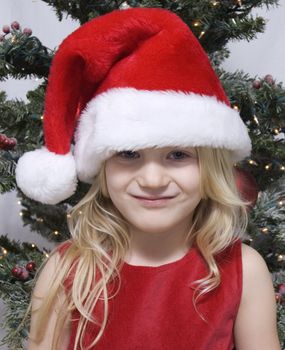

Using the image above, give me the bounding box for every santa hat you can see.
[15,7,252,205]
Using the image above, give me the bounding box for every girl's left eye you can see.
[169,151,190,160]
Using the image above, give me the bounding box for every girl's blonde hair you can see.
[27,146,250,349]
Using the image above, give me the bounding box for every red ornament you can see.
[2,25,10,34]
[18,267,29,281]
[26,261,36,272]
[234,168,259,209]
[11,21,20,30]
[11,266,29,280]
[8,137,17,150]
[278,283,285,295]
[23,28,32,36]
[264,74,275,85]
[0,134,6,143]
[252,80,261,89]
[0,134,17,150]
[11,266,22,278]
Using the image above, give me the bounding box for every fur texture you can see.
[15,147,77,204]
[75,88,252,183]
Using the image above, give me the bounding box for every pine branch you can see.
[0,28,53,81]
[40,0,279,53]
[0,156,16,192]
[0,236,48,349]
[248,174,285,270]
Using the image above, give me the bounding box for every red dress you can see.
[57,239,242,350]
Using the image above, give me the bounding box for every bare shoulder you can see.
[240,243,271,278]
[233,243,281,350]
[33,252,60,296]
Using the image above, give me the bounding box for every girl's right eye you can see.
[116,150,139,159]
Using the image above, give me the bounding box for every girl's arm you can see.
[28,252,71,350]
[234,243,281,350]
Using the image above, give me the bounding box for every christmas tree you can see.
[0,1,285,348]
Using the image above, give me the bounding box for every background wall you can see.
[0,0,284,347]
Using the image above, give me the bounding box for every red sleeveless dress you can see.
[57,239,242,350]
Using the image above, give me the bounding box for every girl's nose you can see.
[136,162,171,188]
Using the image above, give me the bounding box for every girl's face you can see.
[104,146,202,237]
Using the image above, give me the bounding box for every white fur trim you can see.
[75,88,252,183]
[15,147,77,204]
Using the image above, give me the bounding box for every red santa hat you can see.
[15,7,252,205]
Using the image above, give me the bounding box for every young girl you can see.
[15,7,280,350]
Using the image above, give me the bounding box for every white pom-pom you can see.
[15,147,77,205]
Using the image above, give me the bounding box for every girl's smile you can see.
[131,195,175,207]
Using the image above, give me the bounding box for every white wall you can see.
[0,0,284,348]
[223,2,285,83]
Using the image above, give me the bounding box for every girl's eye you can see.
[116,150,192,160]
[116,151,139,159]
[169,151,191,160]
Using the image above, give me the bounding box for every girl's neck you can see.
[124,225,192,267]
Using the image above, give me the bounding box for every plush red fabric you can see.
[57,239,242,349]
[43,7,230,155]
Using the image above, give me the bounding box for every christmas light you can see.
[277,254,284,262]
[265,164,272,170]
[248,159,258,166]
[211,1,219,6]
[261,227,268,233]
[1,247,8,256]
[54,230,59,235]
[237,0,242,6]
[17,200,21,205]
[193,21,201,27]
[278,200,284,207]
[273,128,279,134]
[19,211,23,216]
[233,105,239,111]
[281,166,285,171]
[40,115,44,120]
[253,115,259,125]
[31,243,36,248]
[79,210,82,215]
[36,218,44,222]
[199,31,205,38]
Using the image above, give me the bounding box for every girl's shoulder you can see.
[240,242,271,278]
[234,242,280,348]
